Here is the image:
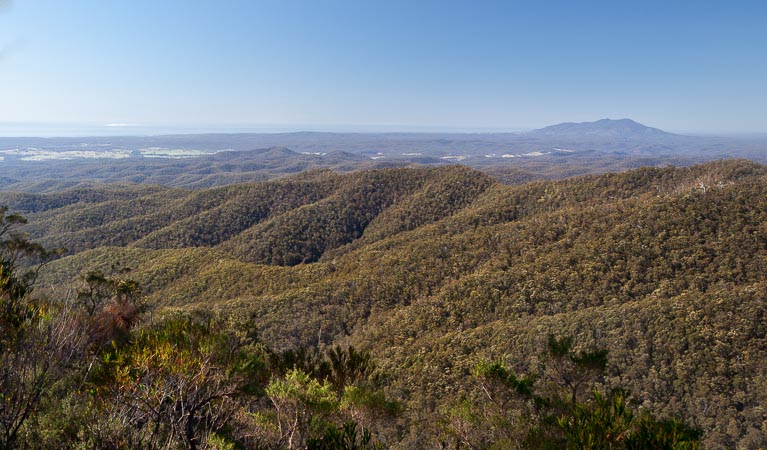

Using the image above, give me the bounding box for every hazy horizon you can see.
[1,1,766,134]
[2,120,766,139]
[0,121,534,138]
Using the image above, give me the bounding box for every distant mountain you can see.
[2,125,767,192]
[529,118,676,139]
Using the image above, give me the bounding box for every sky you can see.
[0,0,765,135]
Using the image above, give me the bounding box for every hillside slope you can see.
[9,160,767,449]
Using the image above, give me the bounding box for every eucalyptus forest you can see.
[1,159,766,449]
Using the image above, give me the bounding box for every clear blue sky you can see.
[0,0,765,134]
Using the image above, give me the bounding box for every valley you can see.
[2,159,765,448]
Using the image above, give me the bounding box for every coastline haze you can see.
[0,1,765,134]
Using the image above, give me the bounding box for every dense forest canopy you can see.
[1,159,765,448]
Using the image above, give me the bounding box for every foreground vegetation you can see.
[0,238,701,448]
[2,160,766,448]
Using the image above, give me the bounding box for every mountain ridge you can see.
[529,118,677,139]
[2,121,767,193]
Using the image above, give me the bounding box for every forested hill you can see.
[0,165,494,262]
[4,160,767,448]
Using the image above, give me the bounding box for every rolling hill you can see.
[2,122,767,193]
[3,160,767,448]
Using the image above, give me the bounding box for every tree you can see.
[307,421,382,450]
[326,345,374,393]
[86,315,265,450]
[266,368,338,450]
[439,360,537,449]
[0,207,83,450]
[558,389,702,450]
[545,334,608,406]
[557,389,635,449]
[448,336,702,450]
[262,345,396,449]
